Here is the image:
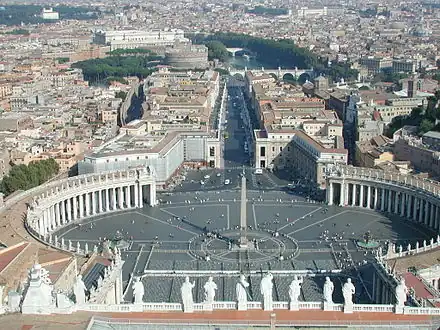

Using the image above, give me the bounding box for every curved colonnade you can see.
[326,166,440,233]
[26,167,157,243]
[326,165,440,305]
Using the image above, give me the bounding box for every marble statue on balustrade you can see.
[395,278,408,307]
[181,276,195,312]
[260,273,274,311]
[323,276,334,304]
[73,274,87,305]
[236,274,250,310]
[132,277,145,304]
[288,275,303,309]
[342,278,355,314]
[203,277,217,304]
[22,264,55,314]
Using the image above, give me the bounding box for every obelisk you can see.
[239,173,248,247]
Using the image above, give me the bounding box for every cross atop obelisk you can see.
[239,171,248,247]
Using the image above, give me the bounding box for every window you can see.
[260,146,266,157]
[209,147,215,157]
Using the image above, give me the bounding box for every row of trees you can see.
[387,91,440,137]
[246,6,288,16]
[72,54,161,83]
[0,159,60,196]
[188,32,358,81]
[206,41,229,62]
[0,5,100,26]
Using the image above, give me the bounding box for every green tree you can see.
[419,119,435,135]
[206,41,229,62]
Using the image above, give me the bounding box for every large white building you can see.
[78,124,220,187]
[93,29,188,51]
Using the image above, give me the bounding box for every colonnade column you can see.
[127,186,131,208]
[79,194,84,218]
[134,184,139,208]
[400,193,405,217]
[105,189,110,211]
[424,201,430,225]
[380,188,385,211]
[359,185,364,207]
[373,187,378,210]
[50,205,56,229]
[60,200,66,225]
[418,199,424,223]
[92,192,97,215]
[85,192,91,216]
[339,182,345,206]
[67,198,72,221]
[412,197,418,221]
[367,185,372,209]
[351,184,356,206]
[73,196,78,220]
[112,188,117,210]
[406,195,412,219]
[98,190,103,213]
[387,190,392,213]
[118,187,124,209]
[138,183,143,207]
[395,192,399,215]
[55,203,61,227]
[150,182,156,206]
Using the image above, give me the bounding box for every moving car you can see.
[204,175,210,179]
[255,168,263,174]
[224,179,230,185]
[216,173,221,177]
[200,180,205,185]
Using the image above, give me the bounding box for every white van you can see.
[255,168,263,174]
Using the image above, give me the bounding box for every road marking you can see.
[287,210,349,236]
[226,204,230,229]
[123,244,144,298]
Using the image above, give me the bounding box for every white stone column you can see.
[139,183,143,207]
[380,188,385,211]
[360,185,364,207]
[407,195,412,219]
[42,209,49,236]
[127,185,131,208]
[38,217,44,236]
[50,206,56,229]
[55,203,61,227]
[92,191,97,215]
[400,193,405,217]
[149,182,156,206]
[434,205,439,230]
[413,197,418,221]
[418,199,424,223]
[429,203,435,229]
[387,190,392,213]
[73,196,78,220]
[134,184,139,208]
[339,182,345,206]
[424,201,429,225]
[85,192,91,216]
[367,185,372,209]
[373,187,379,210]
[351,184,356,206]
[98,190,103,212]
[395,192,399,214]
[60,200,66,225]
[105,189,110,212]
[79,194,84,218]
[118,187,124,209]
[67,198,72,222]
[112,188,117,210]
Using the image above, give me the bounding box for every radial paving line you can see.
[277,206,323,231]
[143,245,155,273]
[252,204,258,228]
[287,211,349,235]
[134,211,198,236]
[123,244,144,299]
